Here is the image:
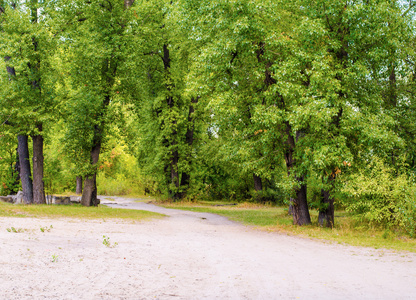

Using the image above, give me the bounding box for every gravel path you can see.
[0,196,415,299]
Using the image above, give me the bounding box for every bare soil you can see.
[0,196,415,299]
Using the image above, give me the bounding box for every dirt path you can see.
[0,196,415,299]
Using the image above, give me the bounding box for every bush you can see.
[400,184,416,238]
[341,157,413,230]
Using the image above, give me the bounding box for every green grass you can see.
[161,200,416,253]
[0,201,164,221]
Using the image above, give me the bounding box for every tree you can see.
[1,0,57,204]
[54,0,137,206]
[299,0,414,227]
[133,0,204,200]
[185,0,318,224]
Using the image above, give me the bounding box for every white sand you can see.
[0,196,415,299]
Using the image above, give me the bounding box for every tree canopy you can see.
[1,0,416,234]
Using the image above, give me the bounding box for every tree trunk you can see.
[170,141,180,200]
[31,124,45,204]
[178,97,199,199]
[253,173,264,202]
[292,176,311,226]
[81,174,98,207]
[80,50,114,206]
[253,173,263,191]
[169,109,180,200]
[4,56,16,79]
[81,124,102,207]
[162,43,181,200]
[76,176,83,194]
[318,188,335,228]
[17,135,33,204]
[283,122,311,225]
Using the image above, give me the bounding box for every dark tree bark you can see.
[170,137,180,199]
[318,13,350,227]
[253,173,264,203]
[178,97,199,199]
[162,43,181,200]
[81,59,113,207]
[252,42,273,203]
[79,0,134,206]
[81,174,99,207]
[253,174,263,191]
[292,176,311,225]
[4,56,16,79]
[26,2,45,204]
[81,123,103,207]
[388,61,397,107]
[31,124,45,204]
[257,41,309,221]
[76,176,83,194]
[283,122,311,226]
[17,135,33,204]
[388,55,398,166]
[318,188,335,228]
[80,43,116,206]
[320,108,343,227]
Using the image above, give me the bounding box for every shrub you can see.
[341,157,413,230]
[399,183,416,237]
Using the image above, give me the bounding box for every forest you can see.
[1,0,416,236]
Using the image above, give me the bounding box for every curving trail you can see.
[0,196,415,299]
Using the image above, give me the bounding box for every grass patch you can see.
[0,201,164,221]
[160,200,416,253]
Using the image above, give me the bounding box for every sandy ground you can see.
[0,197,416,300]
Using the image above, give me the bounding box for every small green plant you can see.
[102,235,118,248]
[51,254,59,263]
[40,225,53,233]
[6,227,24,233]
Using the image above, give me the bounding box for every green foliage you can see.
[96,134,147,195]
[102,235,118,248]
[131,0,205,199]
[2,0,416,237]
[40,225,53,233]
[341,157,412,229]
[53,0,143,186]
[43,123,75,194]
[399,180,416,238]
[0,134,19,196]
[0,0,58,133]
[97,163,144,196]
[51,254,59,263]
[6,227,24,233]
